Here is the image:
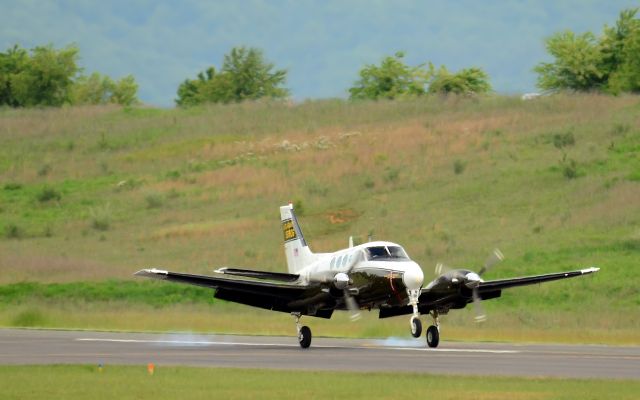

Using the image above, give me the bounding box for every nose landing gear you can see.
[410,316,422,338]
[407,289,422,338]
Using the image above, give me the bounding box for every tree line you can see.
[0,7,637,108]
[0,44,138,107]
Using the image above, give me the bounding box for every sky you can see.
[1,0,638,106]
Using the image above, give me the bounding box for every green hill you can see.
[0,95,638,343]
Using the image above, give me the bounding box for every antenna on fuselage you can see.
[349,236,354,248]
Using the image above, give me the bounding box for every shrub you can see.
[553,131,576,149]
[453,159,466,175]
[90,205,111,231]
[5,223,22,239]
[611,123,630,136]
[384,167,400,183]
[37,164,51,176]
[3,182,22,190]
[36,186,61,202]
[145,192,164,209]
[293,199,305,216]
[165,170,181,180]
[363,176,375,189]
[561,159,579,179]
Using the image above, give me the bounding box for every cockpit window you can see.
[388,246,409,259]
[365,246,409,261]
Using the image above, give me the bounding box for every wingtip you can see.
[134,268,169,277]
[580,267,600,274]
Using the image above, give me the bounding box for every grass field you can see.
[0,95,639,342]
[0,365,638,400]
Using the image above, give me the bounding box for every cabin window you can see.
[330,258,335,269]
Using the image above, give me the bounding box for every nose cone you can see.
[403,262,424,290]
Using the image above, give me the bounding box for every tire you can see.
[298,326,312,349]
[410,317,422,338]
[426,325,439,348]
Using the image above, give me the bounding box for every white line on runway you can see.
[75,338,519,354]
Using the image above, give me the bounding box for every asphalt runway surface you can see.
[0,329,638,379]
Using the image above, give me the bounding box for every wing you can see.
[378,267,599,318]
[135,268,333,318]
[214,267,300,282]
[478,267,599,292]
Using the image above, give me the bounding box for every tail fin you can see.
[280,204,315,273]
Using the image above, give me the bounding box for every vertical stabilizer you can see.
[280,204,315,273]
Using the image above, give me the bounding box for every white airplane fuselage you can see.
[293,240,424,310]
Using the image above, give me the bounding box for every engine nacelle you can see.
[333,272,350,290]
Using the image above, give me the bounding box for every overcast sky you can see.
[2,1,637,106]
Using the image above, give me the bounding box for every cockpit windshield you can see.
[365,246,409,261]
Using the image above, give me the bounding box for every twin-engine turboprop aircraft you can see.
[136,204,599,348]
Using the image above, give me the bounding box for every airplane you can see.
[135,203,599,349]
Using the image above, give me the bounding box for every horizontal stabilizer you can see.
[215,267,300,282]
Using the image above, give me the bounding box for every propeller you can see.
[435,262,449,276]
[479,248,504,276]
[333,272,361,321]
[435,248,504,323]
[468,248,504,323]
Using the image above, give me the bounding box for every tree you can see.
[0,45,28,106]
[176,47,288,106]
[534,31,604,91]
[0,44,80,107]
[0,44,139,107]
[110,75,139,106]
[71,72,114,105]
[222,47,288,101]
[603,8,640,93]
[534,7,640,93]
[72,73,139,106]
[428,66,492,95]
[348,52,491,100]
[348,52,427,100]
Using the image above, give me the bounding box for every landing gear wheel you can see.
[298,326,312,349]
[426,325,439,348]
[410,317,422,338]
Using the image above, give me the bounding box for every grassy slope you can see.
[0,96,638,342]
[1,365,638,400]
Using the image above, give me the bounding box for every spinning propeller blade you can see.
[478,248,504,276]
[435,262,450,276]
[473,248,503,322]
[472,288,487,323]
[344,291,361,321]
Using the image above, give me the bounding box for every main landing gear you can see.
[409,308,441,348]
[426,311,440,348]
[293,313,312,349]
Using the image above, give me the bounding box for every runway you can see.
[0,329,638,379]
